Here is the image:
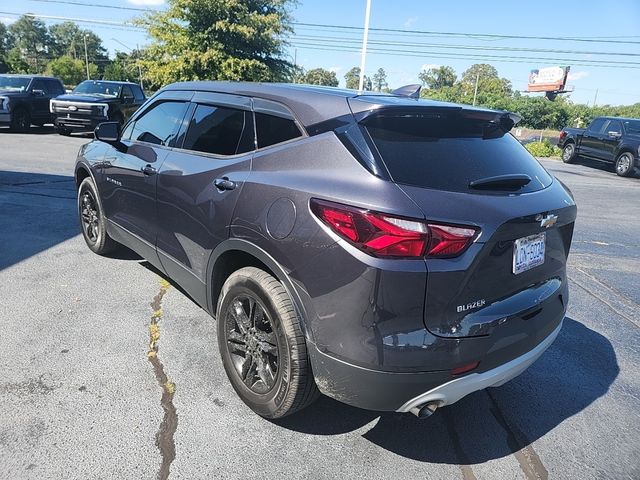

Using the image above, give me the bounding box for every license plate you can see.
[513,233,546,275]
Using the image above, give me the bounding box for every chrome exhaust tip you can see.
[409,401,439,419]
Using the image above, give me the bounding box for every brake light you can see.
[310,199,477,259]
[451,361,479,376]
[559,131,567,139]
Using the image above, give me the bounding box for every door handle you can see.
[214,177,237,191]
[142,164,156,176]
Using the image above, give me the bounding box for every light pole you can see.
[358,0,372,92]
[111,38,144,90]
[83,34,90,80]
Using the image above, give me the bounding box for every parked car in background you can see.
[0,74,65,132]
[74,82,576,420]
[558,116,640,177]
[51,80,145,136]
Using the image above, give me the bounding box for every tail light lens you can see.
[310,199,477,259]
[559,131,567,139]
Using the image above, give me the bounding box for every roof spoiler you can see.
[391,84,421,99]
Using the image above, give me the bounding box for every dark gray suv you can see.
[75,82,576,419]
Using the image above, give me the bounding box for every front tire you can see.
[217,267,319,419]
[77,177,119,255]
[615,152,635,177]
[57,127,72,136]
[561,142,576,163]
[10,108,31,133]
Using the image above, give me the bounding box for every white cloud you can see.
[127,0,165,5]
[568,71,589,81]
[0,16,16,25]
[403,17,418,29]
[328,66,342,74]
[420,63,440,72]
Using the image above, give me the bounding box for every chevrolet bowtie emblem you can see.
[537,214,558,228]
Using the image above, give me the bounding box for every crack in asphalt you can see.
[486,390,548,480]
[147,279,178,480]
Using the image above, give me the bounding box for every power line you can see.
[29,0,151,13]
[292,22,640,46]
[293,33,640,58]
[289,43,640,70]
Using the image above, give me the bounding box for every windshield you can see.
[0,76,31,92]
[73,81,121,98]
[623,120,640,135]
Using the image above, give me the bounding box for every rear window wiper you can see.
[469,174,531,190]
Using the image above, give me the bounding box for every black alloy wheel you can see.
[217,267,319,419]
[77,177,119,255]
[224,295,279,394]
[10,108,31,133]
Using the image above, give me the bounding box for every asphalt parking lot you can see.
[1,127,639,480]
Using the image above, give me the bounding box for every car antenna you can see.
[391,84,421,99]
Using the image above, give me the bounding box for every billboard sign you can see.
[527,66,570,92]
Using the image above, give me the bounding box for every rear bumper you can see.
[54,115,106,131]
[308,318,563,412]
[396,320,562,412]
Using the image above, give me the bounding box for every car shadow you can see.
[573,156,639,178]
[0,125,93,138]
[0,170,79,270]
[273,317,618,465]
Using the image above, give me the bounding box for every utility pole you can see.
[358,0,372,91]
[83,34,90,80]
[593,88,598,107]
[472,72,479,106]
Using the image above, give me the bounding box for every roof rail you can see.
[391,84,421,99]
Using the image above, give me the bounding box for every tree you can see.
[344,66,372,90]
[46,55,96,86]
[104,51,142,84]
[49,22,108,67]
[135,0,295,89]
[372,67,388,92]
[8,15,50,73]
[300,67,338,87]
[419,65,456,89]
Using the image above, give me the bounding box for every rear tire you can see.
[57,127,72,136]
[77,177,119,255]
[561,142,576,164]
[10,108,31,133]
[615,152,635,177]
[217,267,319,419]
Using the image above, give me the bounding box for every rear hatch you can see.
[355,101,577,339]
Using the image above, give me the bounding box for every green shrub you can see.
[525,139,561,158]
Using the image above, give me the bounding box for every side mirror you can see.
[95,122,120,143]
[32,89,45,96]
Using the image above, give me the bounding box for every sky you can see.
[2,0,640,106]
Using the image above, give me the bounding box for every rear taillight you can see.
[559,131,567,139]
[310,199,477,259]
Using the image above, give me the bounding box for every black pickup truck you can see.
[50,80,145,135]
[0,74,66,132]
[558,116,640,177]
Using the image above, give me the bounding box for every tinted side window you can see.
[131,85,145,101]
[122,85,134,100]
[605,120,622,134]
[183,104,249,156]
[46,79,64,95]
[31,80,48,94]
[255,113,302,148]
[588,118,607,134]
[130,101,189,146]
[365,115,553,194]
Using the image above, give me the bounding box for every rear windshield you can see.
[364,114,553,193]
